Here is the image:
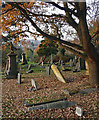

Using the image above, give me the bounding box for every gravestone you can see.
[28,100,77,111]
[28,64,32,70]
[69,59,73,67]
[79,58,86,70]
[46,66,51,76]
[31,79,37,90]
[21,53,27,65]
[75,106,83,116]
[73,56,78,66]
[18,73,21,84]
[51,64,66,83]
[73,60,80,72]
[6,52,18,79]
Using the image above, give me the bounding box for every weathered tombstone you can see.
[6,52,18,79]
[21,53,27,65]
[69,59,73,67]
[28,64,32,70]
[46,66,50,76]
[31,79,37,90]
[75,106,83,117]
[73,56,78,66]
[51,64,66,83]
[73,60,80,72]
[28,100,77,111]
[18,73,21,84]
[79,58,86,70]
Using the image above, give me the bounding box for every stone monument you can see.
[21,53,27,65]
[6,51,18,79]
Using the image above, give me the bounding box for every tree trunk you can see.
[88,59,99,87]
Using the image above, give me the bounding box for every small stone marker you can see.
[75,106,83,116]
[69,59,73,67]
[18,73,21,84]
[31,79,37,90]
[46,66,50,76]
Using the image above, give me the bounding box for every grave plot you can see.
[2,66,99,119]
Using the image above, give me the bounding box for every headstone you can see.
[28,64,32,70]
[31,79,37,90]
[18,73,21,84]
[73,61,80,72]
[79,58,86,70]
[41,61,44,66]
[69,59,73,67]
[73,56,78,66]
[46,66,50,76]
[51,64,66,83]
[75,106,83,116]
[26,70,34,73]
[6,52,18,79]
[21,53,27,65]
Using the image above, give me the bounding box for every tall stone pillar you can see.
[21,53,27,65]
[6,52,18,79]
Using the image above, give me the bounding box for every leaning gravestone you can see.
[18,73,21,84]
[51,64,66,83]
[6,52,18,79]
[21,53,27,65]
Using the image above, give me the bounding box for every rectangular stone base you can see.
[6,75,17,79]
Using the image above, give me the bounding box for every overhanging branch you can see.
[8,2,84,52]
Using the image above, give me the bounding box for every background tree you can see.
[1,1,99,87]
[37,37,58,63]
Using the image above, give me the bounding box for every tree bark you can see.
[88,58,99,87]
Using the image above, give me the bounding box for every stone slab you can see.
[28,101,77,111]
[79,88,99,94]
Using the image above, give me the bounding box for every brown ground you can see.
[2,70,99,119]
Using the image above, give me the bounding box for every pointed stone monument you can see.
[21,53,27,65]
[6,51,18,79]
